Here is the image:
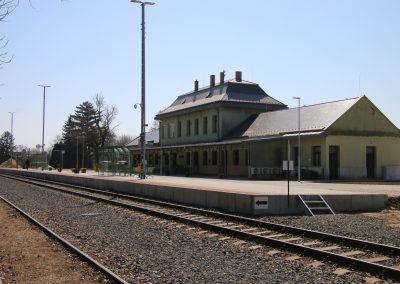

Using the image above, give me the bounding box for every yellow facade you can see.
[134,95,400,180]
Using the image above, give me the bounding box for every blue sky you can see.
[0,0,399,148]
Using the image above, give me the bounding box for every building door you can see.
[366,146,376,178]
[172,153,177,172]
[219,149,227,176]
[329,146,339,180]
[193,151,199,174]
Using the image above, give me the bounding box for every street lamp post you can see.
[8,112,15,135]
[38,85,51,170]
[293,97,301,182]
[131,0,155,179]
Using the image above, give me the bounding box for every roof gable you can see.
[328,96,400,135]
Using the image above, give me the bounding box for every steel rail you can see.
[2,172,399,255]
[2,173,400,280]
[0,196,129,284]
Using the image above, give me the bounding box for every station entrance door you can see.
[329,146,340,180]
[366,146,376,178]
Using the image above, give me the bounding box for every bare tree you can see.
[111,134,134,146]
[0,37,12,69]
[93,94,118,146]
[92,93,118,163]
[0,0,17,22]
[0,0,66,70]
[0,0,17,69]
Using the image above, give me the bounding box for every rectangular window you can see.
[212,115,218,133]
[212,151,217,165]
[245,150,249,166]
[178,121,182,137]
[193,152,199,166]
[170,123,175,138]
[186,120,191,136]
[312,146,321,167]
[202,151,208,166]
[203,117,208,134]
[160,123,165,139]
[167,124,171,138]
[194,119,199,135]
[293,147,299,167]
[186,152,191,166]
[233,149,239,166]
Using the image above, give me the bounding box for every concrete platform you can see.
[0,168,396,216]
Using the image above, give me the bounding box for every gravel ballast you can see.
[0,177,395,283]
[260,213,400,248]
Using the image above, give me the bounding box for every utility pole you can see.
[38,85,51,170]
[8,112,15,136]
[131,0,155,179]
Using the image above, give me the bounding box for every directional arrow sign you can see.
[254,197,269,209]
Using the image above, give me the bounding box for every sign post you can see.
[282,140,294,208]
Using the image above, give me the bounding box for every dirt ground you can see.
[362,210,400,228]
[0,200,110,284]
[361,196,400,228]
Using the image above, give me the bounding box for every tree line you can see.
[49,94,118,169]
[0,94,139,169]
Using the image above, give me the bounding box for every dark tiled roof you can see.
[156,79,286,118]
[229,97,361,138]
[126,130,159,147]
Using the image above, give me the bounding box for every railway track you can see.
[0,195,129,284]
[2,172,400,281]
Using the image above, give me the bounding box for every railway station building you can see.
[124,71,400,180]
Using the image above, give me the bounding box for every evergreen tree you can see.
[59,96,118,168]
[60,115,79,168]
[0,131,15,163]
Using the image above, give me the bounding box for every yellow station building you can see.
[126,71,400,180]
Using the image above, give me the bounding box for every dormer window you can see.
[181,99,186,104]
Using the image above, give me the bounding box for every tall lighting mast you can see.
[131,0,155,179]
[38,85,51,170]
[8,111,15,135]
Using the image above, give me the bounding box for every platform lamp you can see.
[38,84,51,170]
[293,97,301,182]
[131,0,155,179]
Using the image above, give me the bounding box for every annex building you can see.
[124,71,400,180]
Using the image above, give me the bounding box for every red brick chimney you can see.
[235,71,242,82]
[210,75,215,87]
[220,71,225,84]
[194,80,199,92]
